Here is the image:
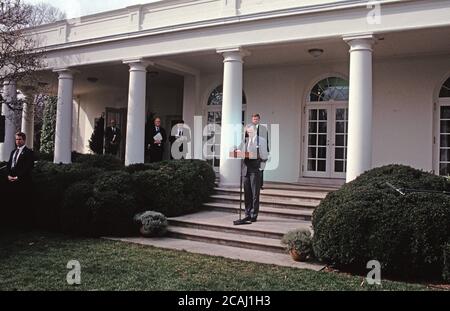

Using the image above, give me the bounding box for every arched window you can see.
[207,85,247,106]
[309,77,349,102]
[440,77,450,98]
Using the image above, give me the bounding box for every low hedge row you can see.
[1,157,215,236]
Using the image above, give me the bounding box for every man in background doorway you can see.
[104,119,121,156]
[148,117,167,163]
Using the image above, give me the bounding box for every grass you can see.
[0,232,441,291]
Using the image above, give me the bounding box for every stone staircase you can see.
[162,182,338,268]
[110,182,339,270]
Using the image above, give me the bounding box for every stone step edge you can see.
[167,226,285,253]
[104,237,325,271]
[203,202,313,219]
[210,194,320,207]
[168,218,312,239]
[214,188,327,200]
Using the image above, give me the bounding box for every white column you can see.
[123,59,147,166]
[53,69,74,164]
[217,47,248,187]
[21,96,34,149]
[344,35,375,182]
[0,81,17,161]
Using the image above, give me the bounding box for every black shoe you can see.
[242,216,251,222]
[260,186,264,190]
[251,217,258,223]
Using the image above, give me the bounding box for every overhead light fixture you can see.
[87,77,98,83]
[308,48,324,58]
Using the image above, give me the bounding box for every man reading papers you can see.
[234,124,268,223]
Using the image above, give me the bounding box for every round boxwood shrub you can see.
[134,211,168,237]
[32,162,103,231]
[132,160,215,217]
[61,181,95,236]
[88,171,138,236]
[312,165,450,280]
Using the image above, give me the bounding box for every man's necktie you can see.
[13,149,20,167]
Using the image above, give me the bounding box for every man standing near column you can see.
[251,113,269,189]
[6,132,35,229]
[241,125,268,223]
[147,117,167,163]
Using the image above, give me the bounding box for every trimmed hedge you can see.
[132,160,216,217]
[313,165,450,281]
[61,181,95,236]
[72,152,123,171]
[33,162,103,231]
[3,154,215,236]
[443,243,450,282]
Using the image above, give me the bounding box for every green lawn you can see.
[0,232,440,291]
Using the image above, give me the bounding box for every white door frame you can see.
[302,100,348,178]
[434,98,450,176]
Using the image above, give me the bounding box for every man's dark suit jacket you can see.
[245,124,270,152]
[105,126,121,144]
[6,146,34,184]
[147,125,167,162]
[148,126,167,148]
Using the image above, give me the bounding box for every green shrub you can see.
[443,243,450,283]
[61,181,95,236]
[134,211,168,237]
[124,163,158,174]
[32,162,103,231]
[34,151,53,162]
[60,172,139,237]
[87,171,138,236]
[281,229,314,261]
[72,152,123,171]
[312,165,450,280]
[132,160,215,217]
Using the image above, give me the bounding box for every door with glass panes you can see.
[303,103,348,178]
[205,85,247,173]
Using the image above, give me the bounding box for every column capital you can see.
[123,58,153,72]
[217,47,250,63]
[53,68,76,79]
[343,34,376,52]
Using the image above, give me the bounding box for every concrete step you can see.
[168,210,312,239]
[215,187,329,200]
[106,237,325,271]
[203,202,313,221]
[167,226,285,253]
[210,194,320,210]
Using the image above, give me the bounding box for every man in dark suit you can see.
[239,125,268,223]
[169,120,190,160]
[104,119,121,156]
[251,114,269,189]
[147,117,167,163]
[6,132,35,228]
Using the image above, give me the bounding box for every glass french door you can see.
[303,103,348,178]
[438,99,450,176]
[205,109,246,173]
[206,109,222,173]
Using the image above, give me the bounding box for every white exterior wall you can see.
[196,55,449,182]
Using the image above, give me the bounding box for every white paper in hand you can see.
[153,133,163,141]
